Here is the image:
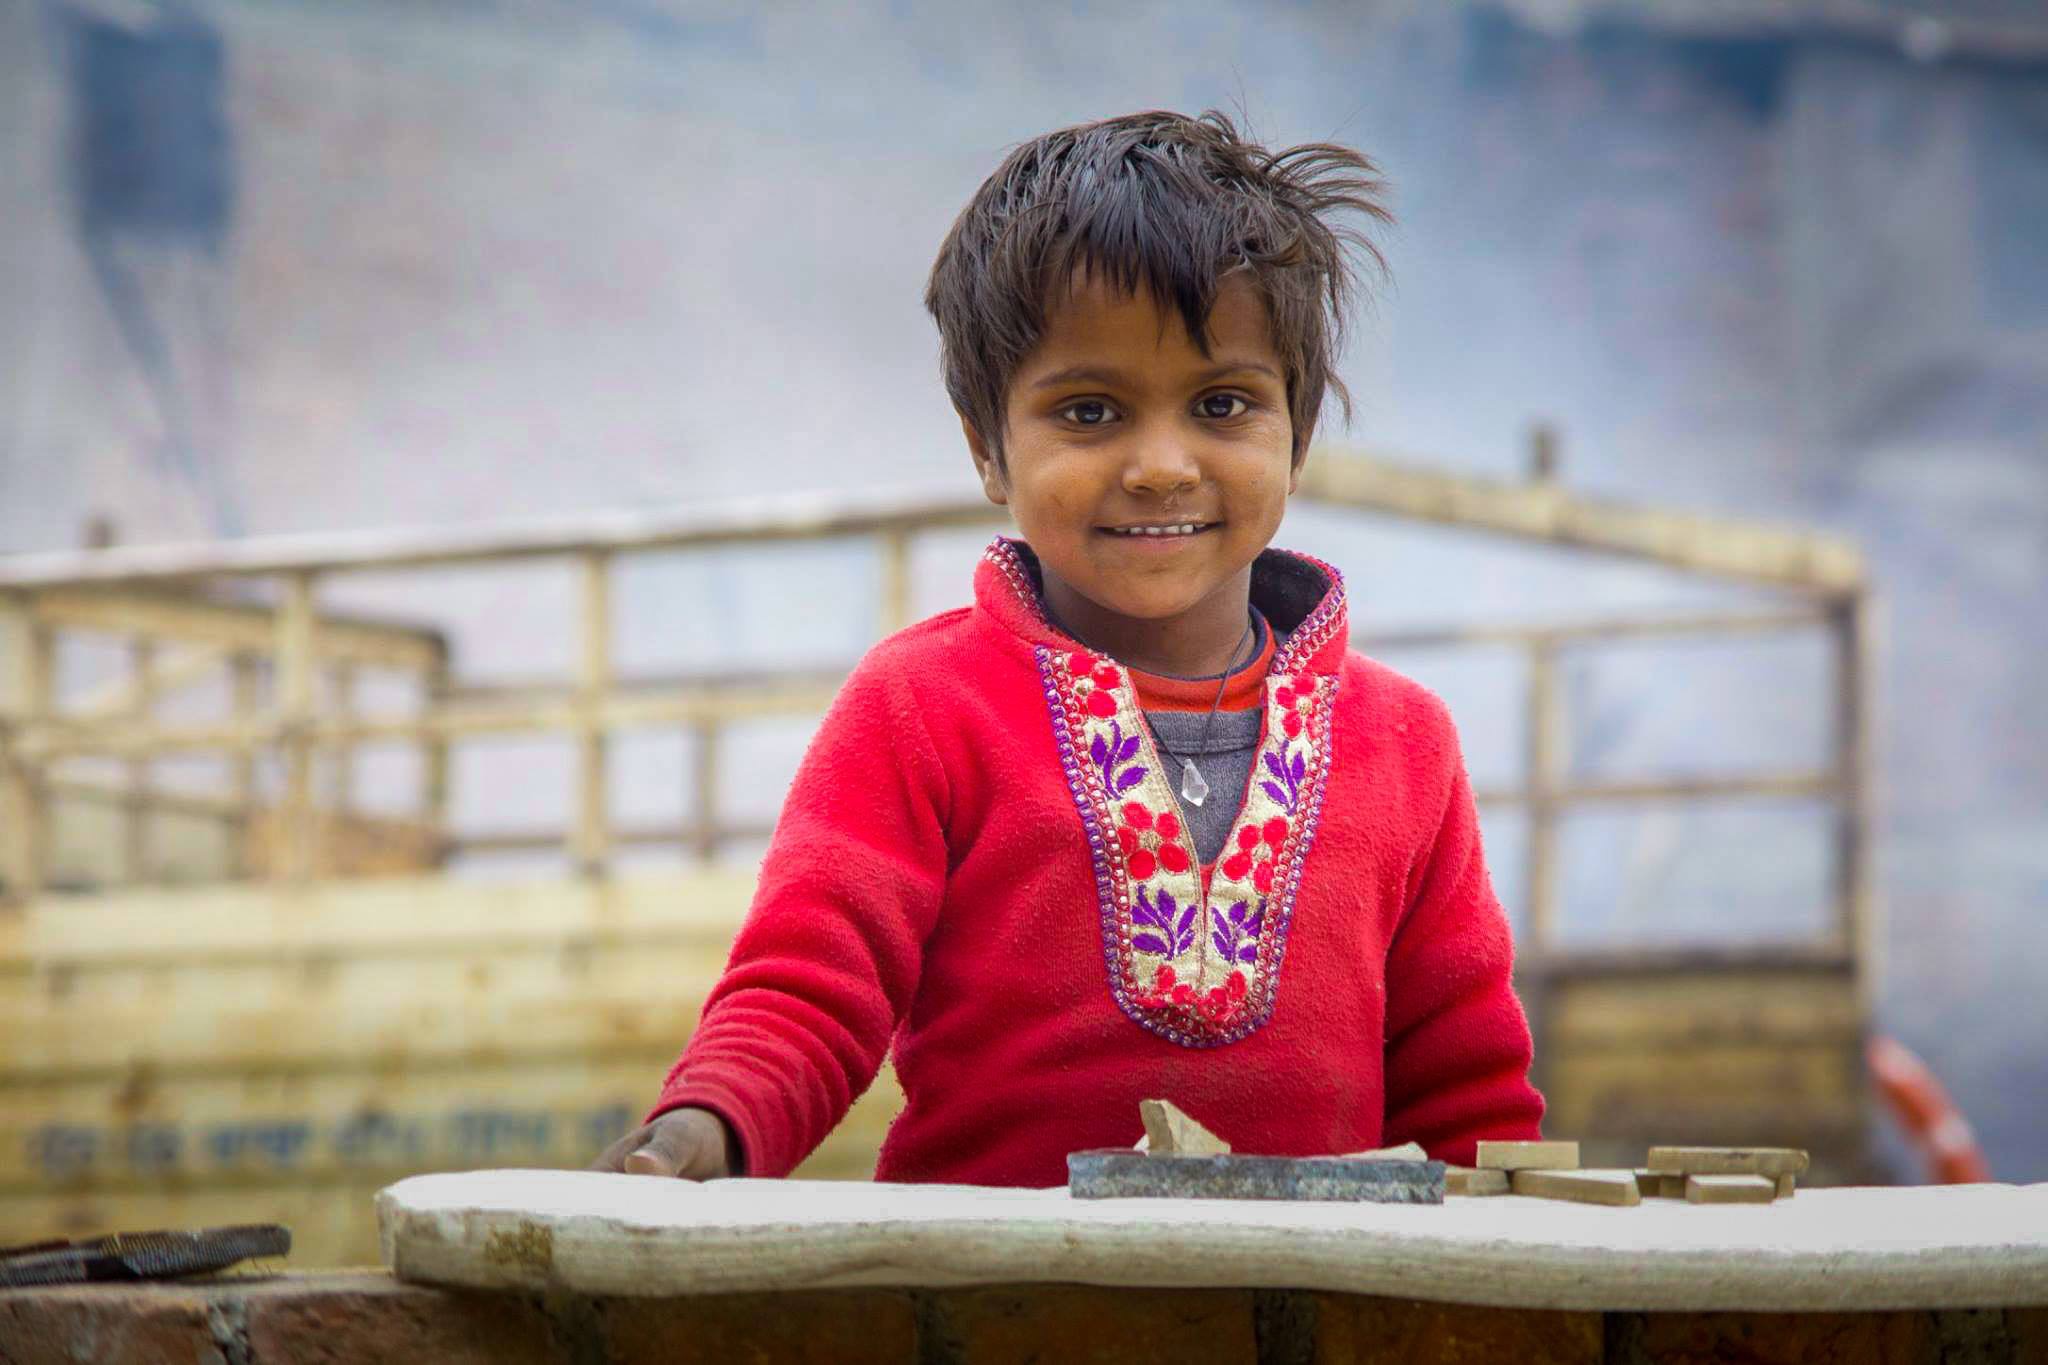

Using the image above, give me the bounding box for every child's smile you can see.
[966,269,1299,679]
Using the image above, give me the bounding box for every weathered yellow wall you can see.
[0,873,904,1265]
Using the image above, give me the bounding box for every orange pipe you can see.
[1867,1035,1992,1184]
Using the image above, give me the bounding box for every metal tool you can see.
[0,1224,291,1289]
[1068,1149,1445,1203]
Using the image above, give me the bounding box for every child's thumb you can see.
[622,1129,690,1178]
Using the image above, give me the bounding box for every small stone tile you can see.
[1509,1169,1641,1206]
[1646,1146,1810,1177]
[1684,1174,1779,1204]
[1475,1140,1580,1171]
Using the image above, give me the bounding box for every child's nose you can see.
[1121,431,1199,497]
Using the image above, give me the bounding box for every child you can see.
[594,110,1544,1185]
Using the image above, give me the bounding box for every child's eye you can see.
[1197,394,1250,419]
[1059,400,1117,426]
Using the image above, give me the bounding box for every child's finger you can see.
[588,1126,655,1173]
[622,1139,684,1178]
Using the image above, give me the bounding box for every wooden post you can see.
[574,552,612,879]
[1521,633,1563,1096]
[1523,634,1563,954]
[1834,594,1878,1020]
[1528,421,1561,483]
[124,636,158,884]
[330,662,357,815]
[0,594,54,908]
[228,653,260,880]
[690,717,720,864]
[422,643,452,868]
[878,529,912,634]
[274,572,318,883]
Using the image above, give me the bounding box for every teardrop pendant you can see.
[1180,758,1210,807]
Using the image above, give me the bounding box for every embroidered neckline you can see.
[988,538,1344,1049]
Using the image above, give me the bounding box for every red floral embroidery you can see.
[1196,970,1251,1025]
[1136,963,1252,1021]
[1021,541,1344,1049]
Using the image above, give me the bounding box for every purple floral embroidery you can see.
[1132,886,1197,958]
[1260,746,1308,813]
[1209,899,1265,966]
[1089,718,1148,796]
[1014,542,1344,1049]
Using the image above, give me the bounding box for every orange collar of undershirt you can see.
[1126,620,1275,714]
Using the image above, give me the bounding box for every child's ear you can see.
[962,415,1009,506]
[1287,423,1314,495]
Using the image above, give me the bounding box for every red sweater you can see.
[651,539,1544,1183]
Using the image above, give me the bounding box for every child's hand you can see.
[589,1107,740,1179]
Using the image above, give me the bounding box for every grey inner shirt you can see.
[1012,537,1326,867]
[1142,706,1268,865]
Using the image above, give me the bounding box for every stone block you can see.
[1475,1140,1579,1171]
[1605,1310,1931,1364]
[1684,1174,1778,1205]
[1646,1146,1810,1177]
[2010,1306,2048,1365]
[238,1273,563,1364]
[1337,1142,1428,1161]
[931,1285,1257,1365]
[1140,1099,1231,1156]
[0,1282,216,1365]
[1310,1294,1601,1365]
[1445,1166,1510,1196]
[601,1289,916,1364]
[1509,1168,1641,1206]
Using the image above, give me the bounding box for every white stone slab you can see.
[378,1169,2048,1312]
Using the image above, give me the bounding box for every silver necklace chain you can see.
[1179,612,1258,808]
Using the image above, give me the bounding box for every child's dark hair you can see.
[926,109,1390,466]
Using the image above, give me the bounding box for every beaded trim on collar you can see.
[984,538,1344,1048]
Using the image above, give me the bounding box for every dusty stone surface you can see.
[378,1170,2048,1313]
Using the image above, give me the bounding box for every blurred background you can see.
[1,0,2042,1264]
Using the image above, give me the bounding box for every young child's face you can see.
[969,270,1298,630]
